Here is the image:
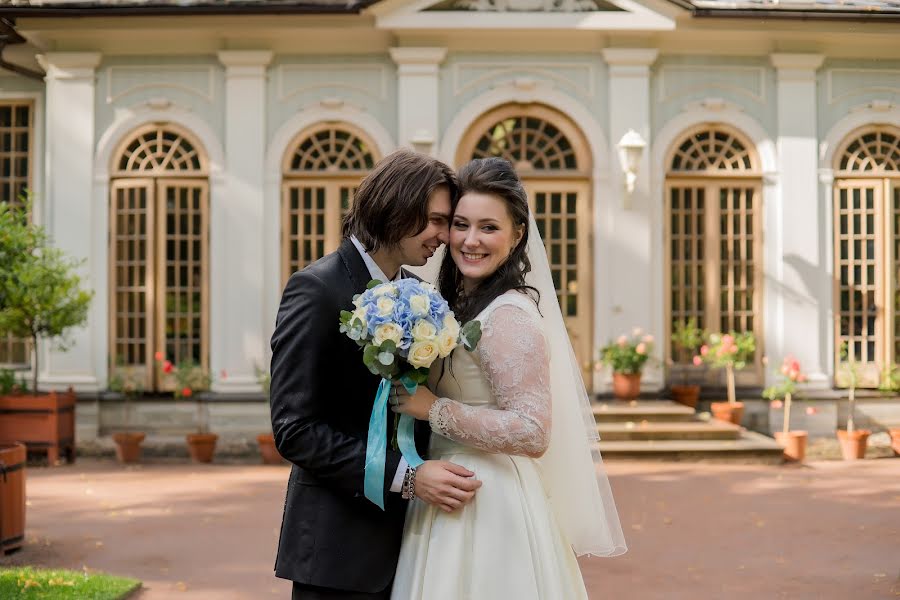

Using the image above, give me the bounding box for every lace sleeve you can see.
[427,302,551,458]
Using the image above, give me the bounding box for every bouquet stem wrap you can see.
[364,375,425,510]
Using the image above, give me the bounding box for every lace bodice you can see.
[427,291,551,458]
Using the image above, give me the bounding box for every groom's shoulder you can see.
[285,249,346,291]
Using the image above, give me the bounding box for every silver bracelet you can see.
[401,466,417,500]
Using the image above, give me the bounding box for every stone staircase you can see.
[593,400,784,463]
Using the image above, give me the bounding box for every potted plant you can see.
[763,355,809,462]
[254,365,284,465]
[669,318,704,408]
[156,354,215,463]
[0,200,93,464]
[107,360,145,464]
[836,342,870,460]
[598,328,654,400]
[695,331,755,425]
[878,364,900,456]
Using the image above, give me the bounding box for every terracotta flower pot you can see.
[836,429,870,460]
[612,372,641,400]
[889,428,900,457]
[710,401,745,425]
[256,433,285,465]
[774,430,808,462]
[186,433,218,464]
[670,384,700,409]
[0,442,26,555]
[112,432,145,464]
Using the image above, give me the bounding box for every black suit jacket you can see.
[270,239,430,593]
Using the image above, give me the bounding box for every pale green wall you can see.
[94,55,225,154]
[266,55,397,154]
[818,58,900,152]
[440,52,607,163]
[651,55,776,145]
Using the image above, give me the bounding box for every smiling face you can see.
[449,191,524,292]
[394,185,452,267]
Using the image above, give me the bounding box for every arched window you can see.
[665,125,763,382]
[281,125,378,283]
[0,100,33,368]
[457,104,594,380]
[833,125,900,386]
[109,125,209,391]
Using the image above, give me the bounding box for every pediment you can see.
[368,0,675,30]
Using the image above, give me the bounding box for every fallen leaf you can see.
[631,524,643,531]
[175,581,188,591]
[663,517,673,525]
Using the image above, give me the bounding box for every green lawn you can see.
[0,567,140,599]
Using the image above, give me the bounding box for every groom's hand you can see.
[415,460,481,513]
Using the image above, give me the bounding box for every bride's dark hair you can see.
[437,157,539,322]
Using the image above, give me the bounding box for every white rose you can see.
[373,323,403,347]
[409,294,430,317]
[436,330,457,358]
[411,319,437,342]
[373,284,396,297]
[442,314,460,339]
[376,296,395,316]
[408,340,439,369]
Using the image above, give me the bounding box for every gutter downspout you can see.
[0,18,45,81]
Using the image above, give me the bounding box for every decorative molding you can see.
[217,50,274,68]
[389,47,448,65]
[769,52,825,74]
[658,65,766,105]
[276,63,389,103]
[827,68,900,105]
[105,65,216,104]
[452,61,594,98]
[601,48,658,67]
[682,97,745,113]
[38,52,102,81]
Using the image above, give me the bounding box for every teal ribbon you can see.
[363,375,426,510]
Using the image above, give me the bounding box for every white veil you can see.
[524,214,626,557]
[409,214,626,557]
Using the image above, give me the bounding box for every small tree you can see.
[695,331,756,404]
[0,201,93,394]
[763,355,807,436]
[839,342,861,434]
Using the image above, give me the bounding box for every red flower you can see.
[220,369,228,380]
[771,399,784,409]
[162,360,174,374]
[805,406,817,416]
[692,355,703,366]
[154,351,164,362]
[181,387,192,398]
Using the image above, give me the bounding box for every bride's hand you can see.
[391,383,438,421]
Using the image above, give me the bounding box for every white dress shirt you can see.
[350,236,410,493]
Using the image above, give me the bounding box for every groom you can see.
[270,150,482,599]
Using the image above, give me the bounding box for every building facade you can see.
[0,0,899,410]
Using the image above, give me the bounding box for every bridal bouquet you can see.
[340,278,481,382]
[339,278,481,510]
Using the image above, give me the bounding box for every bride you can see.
[391,157,626,599]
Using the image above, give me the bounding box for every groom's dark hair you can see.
[342,149,458,253]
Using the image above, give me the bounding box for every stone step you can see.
[593,400,697,423]
[595,430,784,464]
[596,420,741,441]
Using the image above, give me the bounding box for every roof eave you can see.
[0,2,378,18]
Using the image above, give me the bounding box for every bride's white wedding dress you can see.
[391,291,589,600]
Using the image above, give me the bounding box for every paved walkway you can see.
[3,458,898,599]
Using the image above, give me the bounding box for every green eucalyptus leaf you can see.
[366,279,383,290]
[461,320,483,352]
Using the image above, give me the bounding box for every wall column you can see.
[602,48,660,389]
[39,51,102,392]
[390,47,447,156]
[214,50,273,392]
[770,53,828,387]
